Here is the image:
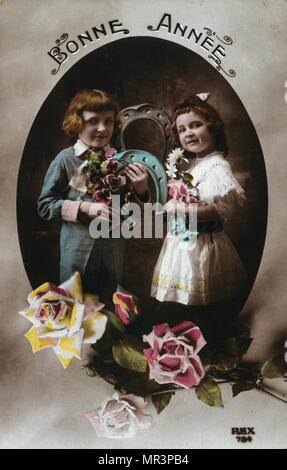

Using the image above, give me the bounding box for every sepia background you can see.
[1,0,287,449]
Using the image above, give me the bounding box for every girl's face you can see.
[176,110,216,158]
[78,110,115,149]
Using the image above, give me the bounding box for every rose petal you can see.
[85,408,102,435]
[153,323,169,338]
[158,356,181,371]
[174,367,197,388]
[170,321,196,336]
[189,356,205,378]
[143,347,155,365]
[122,394,147,410]
[162,340,177,355]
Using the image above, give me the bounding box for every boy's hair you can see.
[172,95,228,155]
[62,89,119,138]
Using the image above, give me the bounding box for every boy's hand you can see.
[123,162,148,197]
[79,201,120,230]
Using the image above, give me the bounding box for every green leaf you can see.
[83,364,100,377]
[199,345,212,371]
[261,354,287,378]
[232,381,255,397]
[91,329,114,357]
[112,335,147,372]
[151,392,173,415]
[195,376,224,408]
[181,172,194,188]
[86,357,119,386]
[107,310,126,335]
[214,337,253,371]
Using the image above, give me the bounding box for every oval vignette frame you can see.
[17,36,268,320]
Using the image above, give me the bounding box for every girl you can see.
[38,89,148,300]
[150,95,247,338]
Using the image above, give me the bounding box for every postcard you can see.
[1,0,286,450]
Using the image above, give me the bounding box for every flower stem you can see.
[150,388,185,397]
[256,385,287,404]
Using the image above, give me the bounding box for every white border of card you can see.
[1,0,286,450]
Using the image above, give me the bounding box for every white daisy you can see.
[167,147,184,164]
[165,147,184,179]
[165,162,178,178]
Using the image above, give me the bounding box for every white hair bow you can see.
[196,93,210,101]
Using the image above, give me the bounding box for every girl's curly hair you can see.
[172,94,228,155]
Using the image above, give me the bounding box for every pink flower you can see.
[85,392,152,439]
[167,179,188,202]
[167,179,198,204]
[93,189,112,205]
[143,321,206,389]
[112,291,140,325]
[35,299,67,325]
[105,148,117,159]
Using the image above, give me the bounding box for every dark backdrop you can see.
[17,36,267,316]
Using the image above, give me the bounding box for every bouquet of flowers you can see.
[69,147,134,208]
[82,147,132,205]
[165,147,204,204]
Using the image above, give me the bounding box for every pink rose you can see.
[168,179,187,201]
[85,392,152,439]
[143,321,206,389]
[105,148,117,159]
[112,291,140,325]
[167,179,198,204]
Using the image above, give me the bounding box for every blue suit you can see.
[38,146,125,297]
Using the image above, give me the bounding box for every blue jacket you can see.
[37,146,123,285]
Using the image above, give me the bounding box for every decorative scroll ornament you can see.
[203,28,236,77]
[203,27,233,45]
[49,33,69,75]
[208,55,236,78]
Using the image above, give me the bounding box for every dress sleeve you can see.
[37,155,79,222]
[199,160,246,223]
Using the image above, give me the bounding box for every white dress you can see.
[150,151,247,305]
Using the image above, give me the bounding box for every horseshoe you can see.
[111,149,168,207]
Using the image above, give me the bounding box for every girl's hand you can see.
[164,199,187,216]
[123,163,148,197]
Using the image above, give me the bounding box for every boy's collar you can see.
[74,139,111,157]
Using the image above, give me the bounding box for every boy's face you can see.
[79,110,115,149]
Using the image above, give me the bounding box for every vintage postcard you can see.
[1,0,287,450]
